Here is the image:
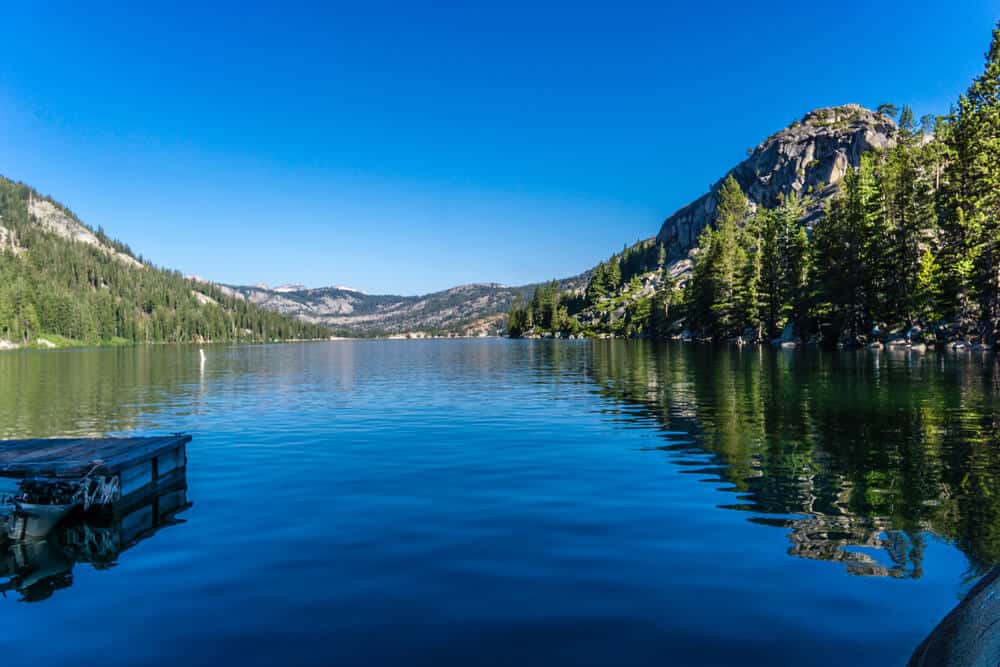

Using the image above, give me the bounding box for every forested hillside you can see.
[511,21,1000,348]
[0,178,328,347]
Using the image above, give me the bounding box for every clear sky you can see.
[1,2,997,294]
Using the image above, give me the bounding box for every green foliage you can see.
[877,103,899,119]
[937,21,1000,330]
[914,249,944,323]
[585,240,662,306]
[506,296,532,338]
[685,176,752,338]
[0,178,328,345]
[530,281,566,331]
[757,193,809,338]
[587,262,610,303]
[810,156,881,341]
[516,20,1000,345]
[506,281,575,337]
[649,270,679,338]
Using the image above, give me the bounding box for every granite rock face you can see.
[908,565,1000,666]
[0,224,18,255]
[27,196,143,268]
[657,105,896,258]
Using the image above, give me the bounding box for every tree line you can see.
[689,23,1000,344]
[685,19,996,344]
[511,21,1000,346]
[507,240,672,338]
[0,178,329,345]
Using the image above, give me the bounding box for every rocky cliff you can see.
[657,105,896,258]
[0,224,18,255]
[26,195,144,268]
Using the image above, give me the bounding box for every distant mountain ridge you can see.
[218,277,587,336]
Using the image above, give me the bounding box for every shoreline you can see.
[0,333,508,352]
[4,333,998,354]
[0,336,344,353]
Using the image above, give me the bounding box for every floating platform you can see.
[0,435,191,541]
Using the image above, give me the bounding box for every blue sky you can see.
[1,2,997,294]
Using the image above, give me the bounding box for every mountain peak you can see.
[799,103,892,127]
[657,104,896,257]
[273,284,308,293]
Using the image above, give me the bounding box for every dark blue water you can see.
[1,340,997,665]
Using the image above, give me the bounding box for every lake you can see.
[1,340,998,666]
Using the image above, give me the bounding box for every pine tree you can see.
[877,103,900,119]
[685,225,718,337]
[755,193,807,339]
[685,176,751,339]
[879,105,939,326]
[607,259,622,292]
[812,190,864,342]
[914,249,944,324]
[944,21,1000,334]
[707,215,747,338]
[739,209,763,340]
[506,297,532,337]
[758,207,782,338]
[651,269,677,338]
[586,263,609,304]
[787,224,811,335]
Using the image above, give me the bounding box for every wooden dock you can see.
[0,435,191,541]
[0,435,189,485]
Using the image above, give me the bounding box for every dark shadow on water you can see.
[0,475,190,602]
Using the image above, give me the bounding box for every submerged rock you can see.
[886,335,908,348]
[909,566,1000,666]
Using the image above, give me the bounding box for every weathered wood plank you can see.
[0,435,191,478]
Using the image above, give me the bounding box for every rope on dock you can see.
[15,461,121,510]
[73,461,120,510]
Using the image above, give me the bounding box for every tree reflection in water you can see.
[582,341,1000,580]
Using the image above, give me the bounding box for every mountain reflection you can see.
[584,342,1000,579]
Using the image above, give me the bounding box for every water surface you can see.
[2,341,998,665]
